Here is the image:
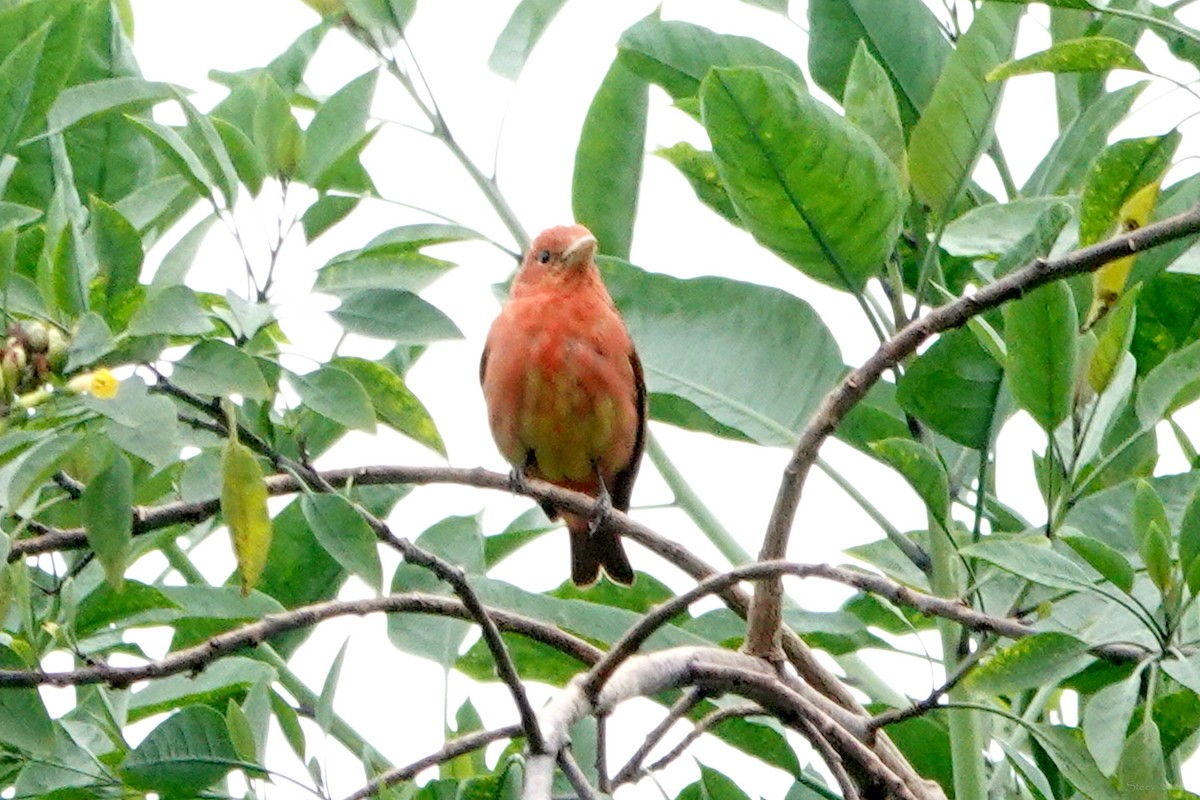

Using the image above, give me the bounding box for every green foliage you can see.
[4,1,1200,799]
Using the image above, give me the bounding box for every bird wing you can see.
[610,346,646,513]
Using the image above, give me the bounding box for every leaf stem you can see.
[645,431,751,565]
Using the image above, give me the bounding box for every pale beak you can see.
[561,233,598,267]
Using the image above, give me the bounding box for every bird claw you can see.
[587,482,614,537]
[507,467,530,495]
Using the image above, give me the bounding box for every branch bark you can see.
[747,202,1200,658]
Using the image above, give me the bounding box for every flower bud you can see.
[46,327,67,373]
[23,321,48,353]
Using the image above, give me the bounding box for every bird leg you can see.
[507,465,531,495]
[588,472,614,537]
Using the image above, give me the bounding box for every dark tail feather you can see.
[567,514,634,586]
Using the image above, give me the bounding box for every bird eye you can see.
[537,249,551,264]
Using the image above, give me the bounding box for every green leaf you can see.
[288,366,376,432]
[1117,721,1168,800]
[843,42,907,184]
[330,289,461,343]
[213,118,266,196]
[572,58,646,261]
[0,646,55,756]
[1029,725,1121,800]
[962,537,1097,591]
[701,66,904,292]
[122,705,240,795]
[225,699,259,768]
[1088,287,1138,395]
[1079,134,1179,247]
[989,37,1145,82]
[1004,281,1078,432]
[49,222,87,317]
[315,638,349,735]
[301,194,359,241]
[1060,531,1135,594]
[1141,520,1174,595]
[602,260,843,447]
[254,499,346,657]
[222,438,273,595]
[897,328,1003,449]
[1133,479,1171,551]
[301,493,382,592]
[86,377,182,471]
[5,433,82,509]
[150,215,217,291]
[807,0,950,126]
[1024,83,1144,196]
[908,3,1020,215]
[126,116,215,201]
[941,197,1074,258]
[868,438,950,525]
[65,310,115,371]
[171,340,270,400]
[654,143,739,224]
[1136,337,1200,427]
[1179,486,1200,595]
[0,23,49,156]
[126,285,213,336]
[617,16,806,102]
[487,0,568,80]
[698,764,752,800]
[390,515,485,667]
[997,739,1056,800]
[87,196,143,322]
[82,449,133,589]
[41,77,172,140]
[315,224,473,293]
[176,94,241,208]
[299,70,377,190]
[251,72,304,179]
[1084,667,1144,775]
[75,580,180,638]
[332,356,444,454]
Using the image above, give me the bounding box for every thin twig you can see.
[558,749,601,800]
[865,635,994,734]
[343,724,522,800]
[638,702,762,777]
[611,687,710,786]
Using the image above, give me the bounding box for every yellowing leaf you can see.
[1083,179,1160,330]
[221,439,272,595]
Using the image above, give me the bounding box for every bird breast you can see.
[483,292,639,484]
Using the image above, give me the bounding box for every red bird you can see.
[481,225,645,585]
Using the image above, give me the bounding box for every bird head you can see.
[523,225,598,272]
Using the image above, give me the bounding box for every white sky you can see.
[50,0,1199,797]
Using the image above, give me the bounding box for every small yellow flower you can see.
[67,368,119,399]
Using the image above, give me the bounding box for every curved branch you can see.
[343,724,523,800]
[748,202,1200,658]
[524,647,935,800]
[627,701,763,783]
[0,591,601,688]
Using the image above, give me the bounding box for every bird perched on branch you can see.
[481,224,645,585]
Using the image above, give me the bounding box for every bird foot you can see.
[507,467,530,495]
[587,483,614,537]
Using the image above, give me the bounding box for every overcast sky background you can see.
[61,1,1200,796]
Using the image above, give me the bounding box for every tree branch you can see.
[0,592,601,688]
[747,202,1200,658]
[343,724,523,800]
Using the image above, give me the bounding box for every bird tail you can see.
[566,513,634,586]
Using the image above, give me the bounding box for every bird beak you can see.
[561,233,598,267]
